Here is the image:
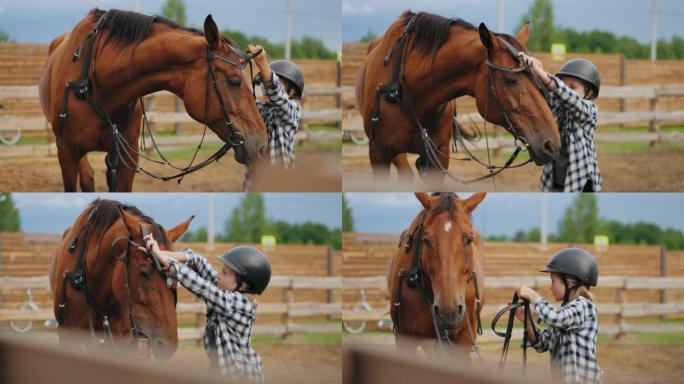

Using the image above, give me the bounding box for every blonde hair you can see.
[565,276,596,303]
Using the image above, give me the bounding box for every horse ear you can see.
[478,23,498,50]
[167,215,195,243]
[415,193,434,210]
[464,192,487,213]
[118,206,140,235]
[204,15,220,49]
[517,21,530,45]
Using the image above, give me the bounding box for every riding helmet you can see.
[217,246,272,294]
[270,60,305,98]
[556,58,601,98]
[540,247,599,287]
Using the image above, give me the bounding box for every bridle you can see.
[57,207,177,353]
[392,198,483,358]
[491,292,539,375]
[58,10,262,191]
[371,15,550,185]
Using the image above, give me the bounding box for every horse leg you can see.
[57,146,80,192]
[78,155,95,192]
[369,144,393,180]
[391,153,414,182]
[395,334,420,355]
[107,107,142,192]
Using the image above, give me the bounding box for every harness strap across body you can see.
[58,11,259,191]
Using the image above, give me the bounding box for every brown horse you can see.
[357,11,560,183]
[387,192,486,357]
[49,199,193,360]
[39,8,268,192]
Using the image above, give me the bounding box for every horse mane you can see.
[399,10,526,59]
[88,8,237,49]
[83,198,171,248]
[431,192,458,217]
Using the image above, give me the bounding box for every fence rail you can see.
[0,275,341,338]
[341,275,684,337]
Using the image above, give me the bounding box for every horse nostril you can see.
[544,140,556,155]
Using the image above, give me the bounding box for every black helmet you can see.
[217,246,271,294]
[541,248,598,287]
[270,60,304,98]
[556,58,601,98]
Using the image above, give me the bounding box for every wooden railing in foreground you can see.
[342,275,684,338]
[0,275,342,338]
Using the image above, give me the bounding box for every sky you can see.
[10,193,342,234]
[342,0,684,44]
[0,0,341,51]
[346,193,684,238]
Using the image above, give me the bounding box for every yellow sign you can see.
[594,235,609,248]
[261,235,276,252]
[551,43,566,61]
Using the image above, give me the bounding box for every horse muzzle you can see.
[433,304,465,329]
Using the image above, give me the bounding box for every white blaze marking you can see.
[443,221,452,233]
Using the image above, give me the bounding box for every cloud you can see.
[342,2,374,15]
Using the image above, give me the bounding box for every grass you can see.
[253,331,341,346]
[307,124,339,132]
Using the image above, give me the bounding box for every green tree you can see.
[0,193,21,231]
[0,31,12,43]
[518,0,554,52]
[342,193,353,232]
[161,0,186,26]
[556,194,600,243]
[182,226,208,242]
[360,30,377,43]
[224,193,267,243]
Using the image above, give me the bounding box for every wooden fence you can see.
[0,232,342,337]
[342,232,684,337]
[341,42,684,144]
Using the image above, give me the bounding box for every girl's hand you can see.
[518,52,552,85]
[141,234,170,268]
[517,285,540,303]
[247,44,272,81]
[514,305,525,322]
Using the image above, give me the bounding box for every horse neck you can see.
[404,29,485,117]
[92,27,205,111]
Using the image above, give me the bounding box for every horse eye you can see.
[226,78,241,88]
[423,237,433,248]
[465,234,474,245]
[504,77,517,85]
[138,267,150,277]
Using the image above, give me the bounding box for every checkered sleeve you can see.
[548,75,598,127]
[532,328,553,353]
[262,73,301,125]
[180,248,217,284]
[535,297,586,331]
[168,259,255,319]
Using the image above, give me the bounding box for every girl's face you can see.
[559,76,589,98]
[550,273,566,302]
[217,265,239,291]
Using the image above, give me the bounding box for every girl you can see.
[516,248,602,383]
[518,53,602,192]
[143,235,271,382]
[243,44,305,191]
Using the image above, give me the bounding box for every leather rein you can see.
[372,15,550,184]
[58,10,261,191]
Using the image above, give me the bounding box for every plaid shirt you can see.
[168,249,263,382]
[242,73,301,191]
[540,75,601,192]
[532,296,602,384]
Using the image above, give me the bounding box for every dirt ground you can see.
[342,144,684,191]
[343,332,684,384]
[0,145,341,192]
[0,330,341,384]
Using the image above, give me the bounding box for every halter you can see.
[58,10,261,191]
[372,15,550,185]
[392,202,483,358]
[57,208,176,353]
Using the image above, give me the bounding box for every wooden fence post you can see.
[619,54,626,130]
[649,94,660,147]
[327,244,334,321]
[615,280,627,339]
[282,278,294,339]
[660,246,667,322]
